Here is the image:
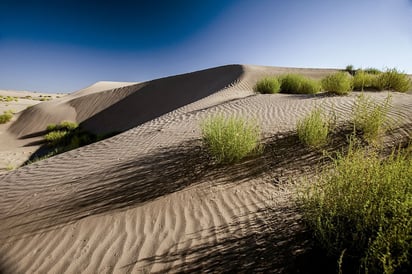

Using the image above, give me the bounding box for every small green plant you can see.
[375,68,411,92]
[201,115,262,163]
[321,72,352,95]
[297,107,331,148]
[352,94,391,144]
[5,163,15,171]
[0,110,14,124]
[297,143,412,273]
[279,74,321,94]
[254,77,281,94]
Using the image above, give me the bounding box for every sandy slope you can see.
[0,91,64,172]
[0,65,411,273]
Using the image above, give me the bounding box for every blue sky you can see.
[1,0,411,93]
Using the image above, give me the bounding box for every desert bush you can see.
[279,74,321,94]
[201,115,262,163]
[352,70,378,91]
[352,94,391,144]
[297,107,331,148]
[44,130,69,146]
[0,110,14,124]
[46,121,78,132]
[375,68,411,92]
[321,72,352,95]
[254,77,281,94]
[297,143,412,273]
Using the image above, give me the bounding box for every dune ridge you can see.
[1,64,411,273]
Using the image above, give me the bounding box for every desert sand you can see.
[0,65,411,273]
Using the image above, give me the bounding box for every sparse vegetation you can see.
[27,121,118,163]
[375,68,411,93]
[0,95,18,102]
[352,94,391,144]
[279,74,321,94]
[297,142,412,273]
[5,163,15,171]
[321,72,352,95]
[201,115,262,163]
[0,110,14,124]
[254,77,281,94]
[296,107,331,148]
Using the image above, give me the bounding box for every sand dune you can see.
[0,65,411,273]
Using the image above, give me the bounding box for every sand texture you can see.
[0,65,411,273]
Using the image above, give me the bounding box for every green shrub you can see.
[279,74,321,94]
[352,94,391,144]
[254,77,281,94]
[375,68,411,92]
[46,121,78,132]
[0,110,14,124]
[352,70,378,91]
[201,115,262,163]
[297,107,330,148]
[44,130,69,146]
[321,72,352,95]
[297,144,412,273]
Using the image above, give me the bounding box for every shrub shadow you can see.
[126,206,336,273]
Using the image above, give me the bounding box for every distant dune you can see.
[0,65,411,273]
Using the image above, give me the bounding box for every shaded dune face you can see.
[8,65,244,137]
[80,65,245,134]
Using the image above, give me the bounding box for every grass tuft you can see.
[254,77,281,94]
[279,74,321,94]
[352,94,391,144]
[201,115,262,163]
[297,107,331,148]
[297,143,412,273]
[0,110,14,124]
[321,72,352,95]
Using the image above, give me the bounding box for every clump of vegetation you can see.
[0,95,18,102]
[201,115,262,163]
[297,143,412,273]
[321,72,352,95]
[44,130,70,146]
[46,121,78,132]
[254,77,281,94]
[352,94,391,144]
[0,110,14,124]
[297,107,331,148]
[279,74,321,94]
[43,121,99,153]
[352,70,378,91]
[375,68,411,93]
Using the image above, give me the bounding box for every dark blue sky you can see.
[1,0,411,92]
